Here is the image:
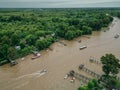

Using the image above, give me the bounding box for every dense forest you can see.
[0,8,120,65]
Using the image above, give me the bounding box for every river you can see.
[0,17,120,90]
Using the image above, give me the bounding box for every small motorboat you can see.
[40,69,47,73]
[8,59,18,66]
[79,64,84,69]
[79,46,87,50]
[39,69,47,76]
[64,74,68,79]
[70,77,75,83]
[31,53,41,60]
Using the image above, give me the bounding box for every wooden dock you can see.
[89,57,101,65]
[79,64,101,79]
[79,64,120,81]
[69,70,91,83]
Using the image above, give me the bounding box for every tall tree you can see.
[101,54,120,77]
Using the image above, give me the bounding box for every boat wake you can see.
[14,69,46,80]
[0,69,47,90]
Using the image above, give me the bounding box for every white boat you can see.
[31,53,41,60]
[40,69,46,74]
[39,69,47,76]
[64,74,68,79]
[79,46,87,50]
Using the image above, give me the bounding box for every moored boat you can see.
[79,46,87,50]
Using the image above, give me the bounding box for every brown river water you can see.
[0,17,120,90]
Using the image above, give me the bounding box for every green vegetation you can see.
[78,54,120,90]
[101,54,120,78]
[78,79,104,90]
[100,54,120,89]
[0,8,120,65]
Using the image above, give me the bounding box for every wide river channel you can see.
[0,17,120,90]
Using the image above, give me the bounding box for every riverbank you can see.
[0,17,120,90]
[0,8,114,65]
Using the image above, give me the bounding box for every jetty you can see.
[89,57,101,65]
[78,64,101,79]
[69,70,91,83]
